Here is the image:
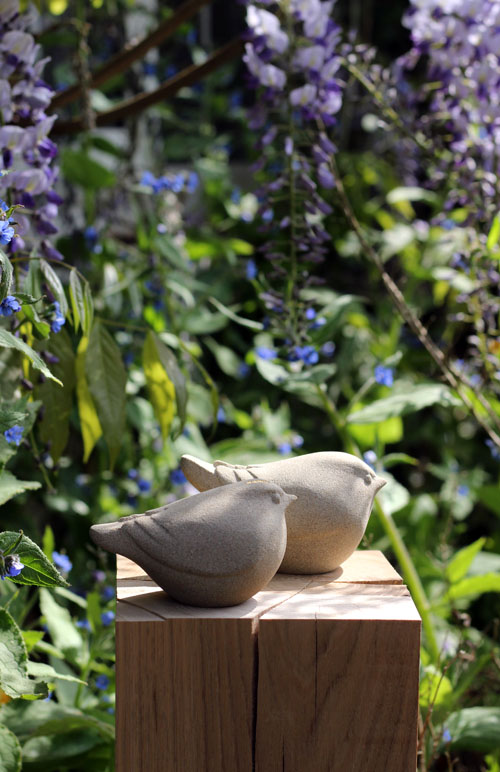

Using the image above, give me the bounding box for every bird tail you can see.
[181,454,218,491]
[90,520,129,556]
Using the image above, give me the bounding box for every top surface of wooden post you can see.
[116,549,420,623]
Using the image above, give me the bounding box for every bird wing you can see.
[121,502,256,577]
[213,460,264,485]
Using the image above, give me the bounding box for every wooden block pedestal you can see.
[116,550,421,772]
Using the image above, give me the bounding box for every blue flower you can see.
[217,407,226,423]
[101,585,115,601]
[128,468,138,480]
[101,610,115,627]
[83,225,98,248]
[95,674,110,690]
[52,551,72,573]
[246,258,258,280]
[238,362,251,378]
[457,484,469,497]
[321,342,336,357]
[76,619,91,630]
[0,218,15,245]
[50,301,65,334]
[256,346,277,360]
[485,439,500,461]
[277,442,292,454]
[363,450,377,469]
[305,308,316,320]
[0,295,21,317]
[374,365,394,387]
[293,345,319,366]
[310,317,326,330]
[442,728,452,744]
[186,171,199,193]
[171,468,187,486]
[292,434,304,448]
[137,478,152,494]
[1,554,24,580]
[4,425,23,445]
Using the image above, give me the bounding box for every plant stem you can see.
[315,383,440,660]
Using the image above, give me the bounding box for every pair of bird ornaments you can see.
[90,451,387,608]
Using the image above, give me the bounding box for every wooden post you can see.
[116,551,420,772]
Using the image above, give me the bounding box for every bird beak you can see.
[285,493,298,504]
[374,476,387,493]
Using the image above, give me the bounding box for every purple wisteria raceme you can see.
[402,0,500,217]
[0,1,60,260]
[242,0,344,363]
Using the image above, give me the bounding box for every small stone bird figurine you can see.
[90,480,297,607]
[181,452,387,574]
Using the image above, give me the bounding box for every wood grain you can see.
[115,551,420,772]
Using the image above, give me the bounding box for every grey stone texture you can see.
[90,480,296,607]
[181,452,387,574]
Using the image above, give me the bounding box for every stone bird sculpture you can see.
[181,452,387,574]
[90,480,297,607]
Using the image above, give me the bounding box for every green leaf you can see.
[446,538,487,584]
[142,332,176,440]
[208,296,263,330]
[0,532,68,588]
[21,631,44,653]
[285,364,336,386]
[85,591,101,634]
[83,281,94,337]
[445,707,500,753]
[21,303,50,339]
[69,270,84,334]
[477,485,500,517]
[36,329,76,462]
[42,525,55,561]
[22,729,106,765]
[0,471,41,506]
[75,335,102,463]
[154,334,187,431]
[39,259,68,317]
[445,573,500,603]
[377,472,410,516]
[204,338,241,377]
[0,723,22,772]
[386,186,438,205]
[85,321,126,469]
[26,662,86,685]
[487,214,500,251]
[420,665,453,710]
[0,250,13,302]
[347,384,459,424]
[0,405,28,432]
[0,608,44,699]
[61,149,116,190]
[39,589,83,660]
[0,329,62,386]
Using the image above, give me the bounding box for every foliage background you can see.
[0,0,499,770]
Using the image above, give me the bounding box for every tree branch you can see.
[51,0,215,111]
[330,155,500,447]
[52,37,243,136]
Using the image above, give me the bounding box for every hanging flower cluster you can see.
[0,1,61,260]
[242,0,344,361]
[402,0,500,218]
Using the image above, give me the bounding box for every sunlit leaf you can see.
[75,335,102,463]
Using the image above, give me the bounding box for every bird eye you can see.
[364,473,372,485]
[271,492,281,504]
